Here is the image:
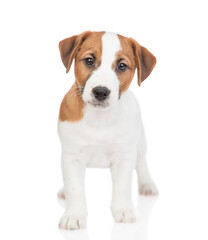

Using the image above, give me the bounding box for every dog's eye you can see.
[117,62,127,72]
[84,57,94,67]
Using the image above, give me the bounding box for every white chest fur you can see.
[58,90,142,168]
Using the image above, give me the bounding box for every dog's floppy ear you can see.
[59,31,91,73]
[129,38,156,86]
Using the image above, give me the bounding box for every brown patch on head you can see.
[115,34,156,93]
[116,35,136,93]
[59,31,104,122]
[74,31,105,87]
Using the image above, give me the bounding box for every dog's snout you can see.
[92,86,110,101]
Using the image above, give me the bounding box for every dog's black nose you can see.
[92,86,110,101]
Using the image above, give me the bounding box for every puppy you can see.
[58,31,158,230]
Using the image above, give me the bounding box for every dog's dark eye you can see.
[117,62,127,72]
[84,57,94,67]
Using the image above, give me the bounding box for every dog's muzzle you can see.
[92,86,110,101]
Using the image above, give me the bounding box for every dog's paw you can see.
[139,181,158,195]
[112,208,136,223]
[59,212,86,230]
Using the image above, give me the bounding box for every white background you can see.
[0,0,208,239]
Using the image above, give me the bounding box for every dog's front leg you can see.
[59,151,87,230]
[111,161,136,223]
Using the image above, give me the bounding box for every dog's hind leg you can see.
[136,125,158,195]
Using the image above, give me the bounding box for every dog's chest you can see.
[58,91,141,168]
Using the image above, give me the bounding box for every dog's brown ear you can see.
[129,38,156,86]
[59,31,91,73]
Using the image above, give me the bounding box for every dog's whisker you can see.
[68,91,82,99]
[71,85,84,95]
[67,90,83,102]
[71,85,84,91]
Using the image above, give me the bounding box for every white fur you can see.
[58,32,158,230]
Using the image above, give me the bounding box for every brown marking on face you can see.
[74,31,105,87]
[115,34,156,91]
[59,31,105,122]
[115,34,136,93]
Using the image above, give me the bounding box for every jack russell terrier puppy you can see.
[57,31,158,230]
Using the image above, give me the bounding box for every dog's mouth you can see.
[86,100,110,109]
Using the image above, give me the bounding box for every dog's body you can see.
[58,31,158,230]
[59,91,141,169]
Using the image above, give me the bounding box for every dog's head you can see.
[59,31,156,109]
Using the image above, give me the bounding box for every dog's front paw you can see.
[139,181,158,195]
[112,208,136,223]
[59,211,86,230]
